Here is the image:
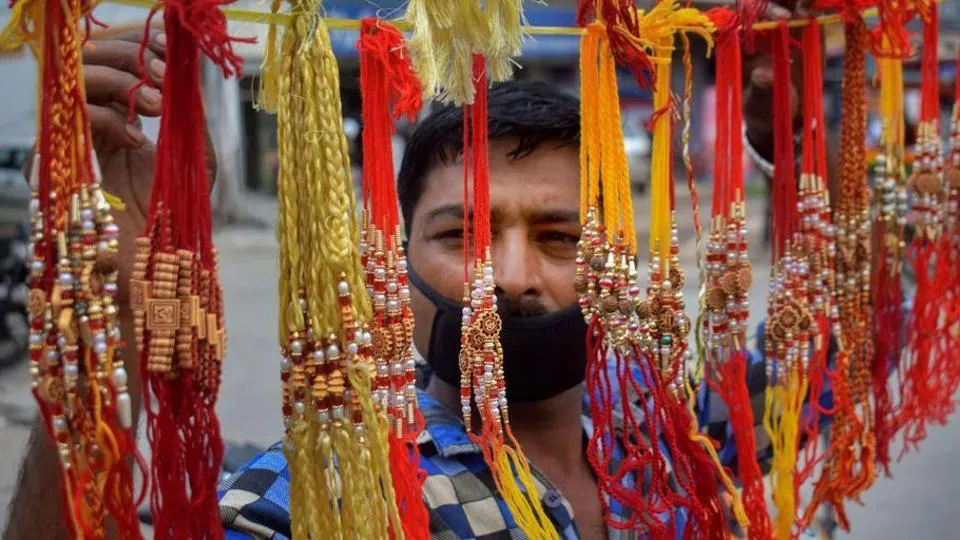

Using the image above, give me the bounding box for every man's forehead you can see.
[419,143,580,202]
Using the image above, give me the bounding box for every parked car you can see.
[0,141,31,368]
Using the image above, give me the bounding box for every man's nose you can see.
[492,229,542,299]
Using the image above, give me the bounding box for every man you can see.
[4,3,815,540]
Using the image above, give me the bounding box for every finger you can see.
[90,23,166,57]
[85,64,163,116]
[83,39,166,86]
[89,104,148,149]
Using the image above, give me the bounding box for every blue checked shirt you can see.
[217,341,819,539]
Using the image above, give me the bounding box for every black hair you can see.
[396,80,581,233]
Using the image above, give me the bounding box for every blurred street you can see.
[2,188,959,537]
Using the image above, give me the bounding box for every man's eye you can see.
[538,231,580,245]
[538,231,580,258]
[433,229,465,242]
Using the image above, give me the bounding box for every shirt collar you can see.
[415,389,484,458]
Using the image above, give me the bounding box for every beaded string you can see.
[457,56,557,540]
[129,0,244,535]
[792,20,864,532]
[762,21,812,540]
[403,3,556,537]
[356,17,430,540]
[2,0,144,537]
[869,1,909,481]
[941,23,960,413]
[898,0,954,456]
[801,3,877,530]
[262,1,400,538]
[702,8,771,538]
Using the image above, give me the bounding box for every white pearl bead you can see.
[117,393,132,429]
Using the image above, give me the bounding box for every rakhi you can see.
[942,21,960,409]
[357,17,430,540]
[898,0,956,453]
[129,0,244,535]
[261,1,402,538]
[403,3,557,538]
[793,18,865,531]
[1,0,143,537]
[804,1,878,530]
[869,0,909,470]
[762,21,814,540]
[702,7,771,539]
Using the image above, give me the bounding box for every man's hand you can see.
[743,1,812,162]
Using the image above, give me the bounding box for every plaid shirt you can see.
[218,346,826,539]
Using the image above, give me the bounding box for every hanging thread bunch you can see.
[799,2,875,531]
[761,21,814,540]
[638,5,747,538]
[261,1,403,538]
[898,0,956,455]
[577,20,663,533]
[1,1,143,537]
[460,55,558,540]
[702,7,771,539]
[129,0,245,535]
[942,24,960,411]
[356,17,430,540]
[869,0,910,473]
[792,20,865,533]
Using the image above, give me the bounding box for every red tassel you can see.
[702,9,772,538]
[133,0,249,535]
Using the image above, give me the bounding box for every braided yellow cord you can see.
[268,1,395,537]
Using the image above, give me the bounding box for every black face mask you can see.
[407,263,588,403]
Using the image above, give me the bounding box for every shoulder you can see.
[218,443,293,539]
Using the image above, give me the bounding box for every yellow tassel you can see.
[405,0,458,101]
[484,433,558,540]
[256,0,285,112]
[483,0,524,82]
[763,368,808,539]
[649,47,672,266]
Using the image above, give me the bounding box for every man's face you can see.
[406,137,581,356]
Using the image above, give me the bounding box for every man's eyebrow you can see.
[528,209,581,225]
[424,204,466,224]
